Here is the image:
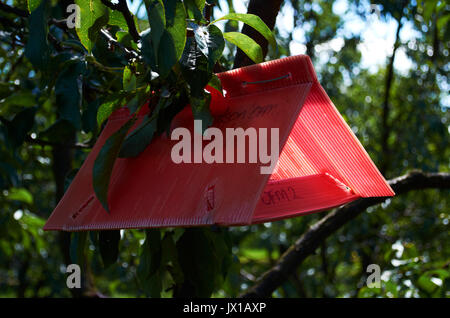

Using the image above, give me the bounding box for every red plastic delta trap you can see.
[44,55,394,231]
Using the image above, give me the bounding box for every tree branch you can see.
[100,29,139,60]
[101,0,140,43]
[0,3,28,17]
[233,0,283,69]
[241,171,450,297]
[25,136,91,149]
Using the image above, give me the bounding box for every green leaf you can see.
[0,83,14,100]
[144,0,166,59]
[157,0,187,77]
[88,12,110,46]
[24,0,51,71]
[179,37,213,127]
[437,14,450,31]
[419,0,438,23]
[141,30,157,70]
[82,99,101,133]
[223,32,263,63]
[125,96,141,115]
[39,119,76,144]
[193,24,225,70]
[97,93,127,127]
[137,230,162,297]
[99,230,121,268]
[175,229,218,297]
[118,114,157,158]
[123,66,137,92]
[116,31,135,50]
[75,0,109,53]
[164,0,187,58]
[19,211,46,229]
[180,37,212,97]
[184,0,206,22]
[205,229,232,279]
[0,90,36,118]
[208,74,223,95]
[211,13,276,51]
[27,0,42,13]
[190,93,213,129]
[108,8,140,34]
[0,91,35,108]
[157,30,178,77]
[125,85,151,114]
[161,232,183,284]
[55,61,85,130]
[108,9,129,31]
[70,232,88,265]
[1,107,37,148]
[418,274,439,294]
[93,118,135,212]
[6,188,33,205]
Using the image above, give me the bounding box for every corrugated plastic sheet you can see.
[44,55,394,231]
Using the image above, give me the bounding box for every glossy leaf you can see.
[193,24,225,69]
[184,0,206,22]
[163,0,187,58]
[143,0,165,61]
[97,93,127,127]
[55,61,85,130]
[24,0,50,71]
[211,13,276,51]
[223,32,263,63]
[75,0,109,53]
[157,0,187,77]
[118,114,157,158]
[92,118,135,212]
[141,29,157,70]
[108,9,129,31]
[180,37,212,97]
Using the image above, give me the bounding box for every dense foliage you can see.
[0,0,449,297]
